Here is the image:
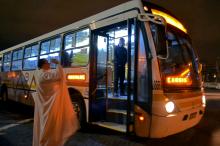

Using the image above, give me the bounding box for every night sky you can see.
[0,0,219,64]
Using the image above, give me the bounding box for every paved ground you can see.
[0,90,220,146]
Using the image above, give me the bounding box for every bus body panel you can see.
[150,105,204,138]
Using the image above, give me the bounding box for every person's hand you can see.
[51,59,59,64]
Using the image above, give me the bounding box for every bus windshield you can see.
[151,24,201,91]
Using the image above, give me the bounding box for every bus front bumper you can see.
[149,106,205,138]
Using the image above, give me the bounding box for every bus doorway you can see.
[90,21,136,133]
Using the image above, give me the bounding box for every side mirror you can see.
[155,24,168,59]
[137,13,168,59]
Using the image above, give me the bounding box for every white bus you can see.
[0,0,205,138]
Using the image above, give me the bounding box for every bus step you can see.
[106,109,133,124]
[92,121,126,133]
[107,98,134,110]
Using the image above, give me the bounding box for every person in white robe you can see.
[33,58,79,146]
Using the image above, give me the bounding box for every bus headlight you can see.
[165,101,175,113]
[202,95,206,107]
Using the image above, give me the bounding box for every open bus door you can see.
[89,17,152,137]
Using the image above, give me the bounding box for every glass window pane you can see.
[41,41,50,54]
[13,51,18,61]
[3,55,7,62]
[65,33,75,50]
[49,53,59,60]
[17,49,23,60]
[31,45,39,56]
[137,30,149,107]
[40,54,49,60]
[76,29,89,47]
[8,53,12,62]
[12,60,22,71]
[49,53,60,68]
[115,28,128,38]
[4,53,11,62]
[24,47,32,58]
[69,47,89,66]
[107,31,114,37]
[114,36,128,47]
[50,38,61,52]
[3,62,10,72]
[23,57,38,70]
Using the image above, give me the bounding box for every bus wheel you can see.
[70,94,86,130]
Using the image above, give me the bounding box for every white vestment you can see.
[33,65,79,146]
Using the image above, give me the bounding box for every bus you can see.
[0,0,205,138]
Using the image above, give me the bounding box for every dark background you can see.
[0,0,219,64]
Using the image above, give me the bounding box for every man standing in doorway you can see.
[114,37,127,96]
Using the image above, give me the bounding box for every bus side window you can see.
[63,28,90,67]
[40,37,61,68]
[12,49,23,71]
[23,44,39,70]
[3,52,11,72]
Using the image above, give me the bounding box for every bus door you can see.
[90,20,136,134]
[89,31,110,123]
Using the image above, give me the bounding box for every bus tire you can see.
[69,89,87,130]
[0,84,8,102]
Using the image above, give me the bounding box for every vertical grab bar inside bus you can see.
[126,18,132,134]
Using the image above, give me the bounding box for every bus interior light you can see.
[67,74,86,81]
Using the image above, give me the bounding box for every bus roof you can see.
[0,0,187,54]
[0,0,144,54]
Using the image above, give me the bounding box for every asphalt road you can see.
[0,91,220,146]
